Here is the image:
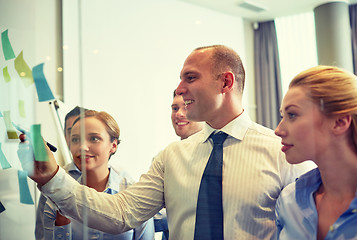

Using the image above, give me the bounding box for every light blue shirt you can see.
[276,168,357,240]
[43,165,155,240]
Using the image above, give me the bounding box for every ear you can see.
[332,114,352,135]
[110,139,118,154]
[221,71,234,93]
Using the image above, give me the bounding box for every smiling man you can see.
[171,90,204,140]
[25,45,314,240]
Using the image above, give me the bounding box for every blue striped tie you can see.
[194,131,228,240]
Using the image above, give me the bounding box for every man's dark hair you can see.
[64,106,88,134]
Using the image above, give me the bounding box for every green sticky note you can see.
[1,29,16,60]
[0,201,5,213]
[18,100,26,118]
[3,66,11,83]
[30,124,48,162]
[14,51,34,87]
[0,143,11,169]
[3,111,18,139]
[17,170,34,205]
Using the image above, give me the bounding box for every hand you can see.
[18,134,59,186]
[55,210,71,226]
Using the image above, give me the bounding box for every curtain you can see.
[254,21,282,129]
[275,12,317,95]
[350,4,357,74]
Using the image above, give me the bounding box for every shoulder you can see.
[109,165,136,185]
[249,121,281,141]
[295,168,320,189]
[278,168,319,207]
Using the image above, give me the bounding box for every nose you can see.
[274,120,285,137]
[79,141,89,151]
[177,107,185,118]
[175,81,187,96]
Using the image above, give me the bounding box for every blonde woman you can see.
[43,110,154,240]
[275,66,357,240]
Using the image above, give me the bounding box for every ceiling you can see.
[179,0,357,21]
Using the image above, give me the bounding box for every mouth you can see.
[184,99,194,106]
[176,121,189,126]
[77,155,93,160]
[281,142,293,152]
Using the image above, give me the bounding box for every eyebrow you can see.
[181,71,197,79]
[281,104,298,113]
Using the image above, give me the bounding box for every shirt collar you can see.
[67,161,81,173]
[77,166,121,194]
[295,168,321,209]
[200,109,251,143]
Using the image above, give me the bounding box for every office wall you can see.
[63,0,248,180]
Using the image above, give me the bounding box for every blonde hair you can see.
[290,65,357,150]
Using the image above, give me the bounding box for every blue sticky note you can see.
[0,143,11,169]
[0,112,3,117]
[32,63,55,102]
[17,170,34,205]
[1,29,16,60]
[0,201,5,213]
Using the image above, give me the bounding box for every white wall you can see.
[63,0,248,180]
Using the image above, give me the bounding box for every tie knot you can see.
[210,131,228,145]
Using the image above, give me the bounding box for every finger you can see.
[19,133,27,142]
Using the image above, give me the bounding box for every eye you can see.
[186,75,196,82]
[71,137,80,143]
[89,136,100,142]
[172,106,179,111]
[287,112,296,119]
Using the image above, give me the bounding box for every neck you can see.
[207,108,244,129]
[85,167,110,192]
[317,147,357,198]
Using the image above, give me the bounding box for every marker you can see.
[12,122,57,152]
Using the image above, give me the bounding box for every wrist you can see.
[38,165,59,187]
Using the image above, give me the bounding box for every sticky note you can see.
[14,51,34,87]
[3,66,11,83]
[18,100,26,118]
[3,111,18,139]
[0,112,3,117]
[0,143,11,169]
[17,170,34,205]
[32,63,55,102]
[0,201,5,213]
[1,29,16,60]
[30,124,48,162]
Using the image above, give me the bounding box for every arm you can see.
[35,194,48,240]
[20,133,165,234]
[39,157,165,234]
[43,199,71,240]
